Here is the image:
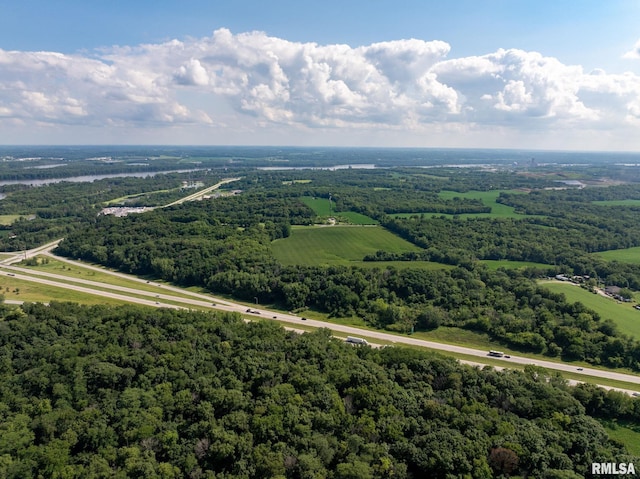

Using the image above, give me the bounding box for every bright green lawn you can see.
[272,225,424,266]
[593,246,640,264]
[539,281,640,339]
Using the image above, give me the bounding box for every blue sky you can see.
[1,0,640,150]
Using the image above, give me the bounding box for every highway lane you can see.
[3,247,640,391]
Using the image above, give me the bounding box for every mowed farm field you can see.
[272,225,447,269]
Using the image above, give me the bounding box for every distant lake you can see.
[0,169,201,187]
[258,163,376,171]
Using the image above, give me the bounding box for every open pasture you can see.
[0,215,28,225]
[390,190,532,219]
[594,246,640,264]
[272,225,423,266]
[437,190,530,218]
[301,196,333,216]
[539,281,640,339]
[593,199,640,206]
[481,259,552,270]
[301,196,377,224]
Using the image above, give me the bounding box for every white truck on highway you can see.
[346,336,368,345]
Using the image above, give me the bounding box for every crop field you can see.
[539,281,640,338]
[272,225,425,266]
[593,246,640,264]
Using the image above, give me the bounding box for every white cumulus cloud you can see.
[1,29,640,148]
[623,39,640,60]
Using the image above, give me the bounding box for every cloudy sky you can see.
[1,0,640,150]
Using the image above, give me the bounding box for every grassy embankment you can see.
[1,257,208,308]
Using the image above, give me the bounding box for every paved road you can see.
[162,177,241,208]
[2,243,640,393]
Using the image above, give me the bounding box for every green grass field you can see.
[301,196,377,224]
[0,274,128,305]
[539,281,640,339]
[481,259,552,270]
[389,190,534,219]
[17,257,199,300]
[593,199,640,206]
[600,420,640,456]
[272,225,425,266]
[301,196,333,216]
[0,215,28,225]
[337,212,378,225]
[593,246,640,264]
[437,190,531,218]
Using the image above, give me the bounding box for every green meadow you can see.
[301,196,377,224]
[390,190,534,219]
[437,190,530,218]
[0,215,29,225]
[600,420,640,456]
[593,199,640,206]
[593,246,640,264]
[481,259,552,270]
[301,196,335,216]
[272,225,430,267]
[539,281,640,339]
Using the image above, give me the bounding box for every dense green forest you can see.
[54,182,640,370]
[0,301,638,478]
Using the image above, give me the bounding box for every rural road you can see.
[2,242,640,394]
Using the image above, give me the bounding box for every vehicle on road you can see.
[577,368,584,371]
[346,336,368,345]
[504,355,511,358]
[488,350,505,357]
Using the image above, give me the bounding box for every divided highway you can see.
[2,242,640,394]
